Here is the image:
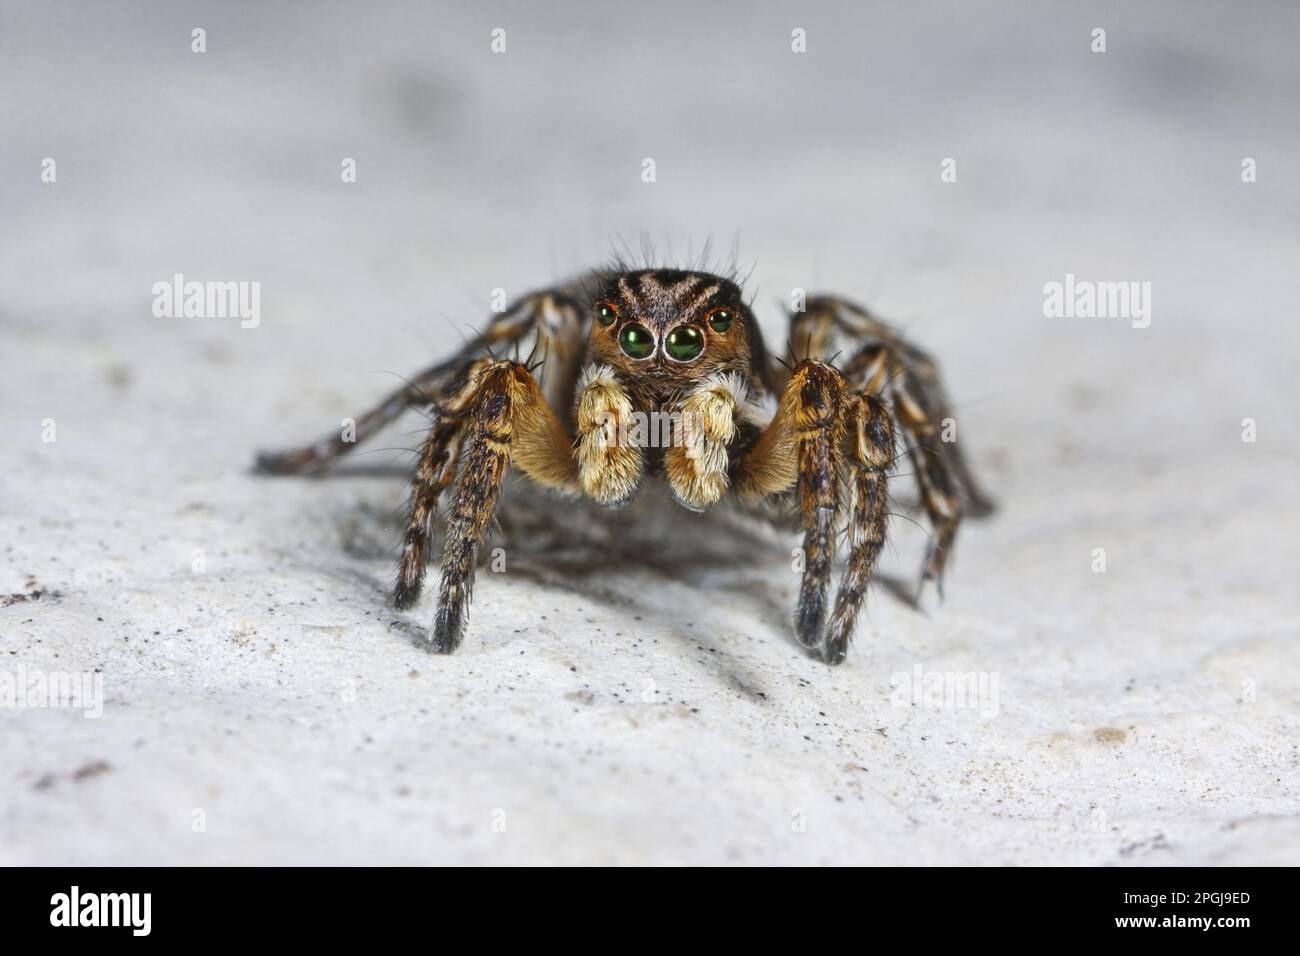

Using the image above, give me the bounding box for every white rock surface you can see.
[1,2,1297,865]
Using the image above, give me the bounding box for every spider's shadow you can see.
[336,476,924,667]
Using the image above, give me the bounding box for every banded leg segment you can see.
[253,289,586,475]
[891,370,962,594]
[786,296,994,595]
[253,367,457,476]
[392,359,493,609]
[427,360,577,653]
[736,360,854,660]
[824,392,895,664]
[791,365,847,652]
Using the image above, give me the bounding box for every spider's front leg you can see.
[736,360,894,664]
[825,390,894,663]
[787,297,994,597]
[400,359,578,653]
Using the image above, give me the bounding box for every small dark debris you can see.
[72,760,112,782]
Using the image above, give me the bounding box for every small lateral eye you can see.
[708,308,734,333]
[665,325,705,361]
[595,302,618,327]
[619,323,655,359]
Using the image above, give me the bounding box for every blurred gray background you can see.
[1,1,1297,864]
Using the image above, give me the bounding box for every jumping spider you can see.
[256,267,993,664]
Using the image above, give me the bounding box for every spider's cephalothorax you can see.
[587,269,761,397]
[256,266,993,664]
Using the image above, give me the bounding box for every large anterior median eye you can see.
[619,323,655,359]
[665,325,704,361]
[595,301,618,327]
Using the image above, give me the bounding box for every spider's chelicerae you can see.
[256,266,993,664]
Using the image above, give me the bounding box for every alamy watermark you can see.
[151,273,260,328]
[1043,273,1151,328]
[890,665,1000,719]
[0,666,103,718]
[50,886,150,936]
[594,409,707,455]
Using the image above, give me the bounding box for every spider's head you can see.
[588,269,754,391]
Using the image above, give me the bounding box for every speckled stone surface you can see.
[2,1,1296,865]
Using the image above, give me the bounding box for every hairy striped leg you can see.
[789,296,994,596]
[846,340,967,596]
[392,359,492,609]
[889,367,963,595]
[253,362,473,476]
[425,360,577,653]
[736,359,848,657]
[823,392,895,664]
[253,289,585,475]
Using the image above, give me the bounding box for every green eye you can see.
[619,323,655,359]
[596,303,618,327]
[708,309,734,333]
[665,325,704,361]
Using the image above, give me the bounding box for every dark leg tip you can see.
[253,448,323,476]
[794,599,825,650]
[820,610,854,664]
[914,570,946,606]
[918,540,950,603]
[393,580,421,611]
[252,451,287,475]
[820,635,849,666]
[430,603,465,654]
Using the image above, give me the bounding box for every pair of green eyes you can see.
[619,324,702,360]
[598,305,735,362]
